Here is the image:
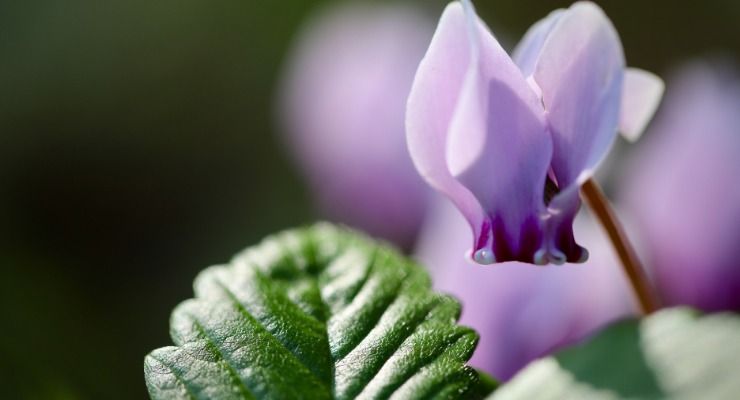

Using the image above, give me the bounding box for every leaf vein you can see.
[213,279,329,386]
[187,315,256,399]
[146,353,199,400]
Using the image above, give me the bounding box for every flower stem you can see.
[581,178,659,314]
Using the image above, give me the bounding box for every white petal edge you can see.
[620,68,665,142]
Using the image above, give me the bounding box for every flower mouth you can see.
[543,173,560,206]
[471,216,545,265]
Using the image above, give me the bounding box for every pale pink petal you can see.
[619,68,665,142]
[512,9,565,77]
[406,2,485,244]
[444,0,552,263]
[408,1,552,263]
[531,2,625,262]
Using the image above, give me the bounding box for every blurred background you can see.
[1,0,739,398]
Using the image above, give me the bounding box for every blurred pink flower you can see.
[415,197,636,380]
[277,2,434,246]
[621,62,740,312]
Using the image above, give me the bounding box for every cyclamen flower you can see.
[407,0,663,264]
[278,3,434,247]
[415,62,740,379]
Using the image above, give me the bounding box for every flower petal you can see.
[445,1,552,263]
[534,2,624,187]
[531,2,625,262]
[619,68,665,142]
[512,9,565,77]
[406,2,485,243]
[540,185,586,264]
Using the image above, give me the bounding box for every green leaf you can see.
[489,307,740,400]
[144,223,489,399]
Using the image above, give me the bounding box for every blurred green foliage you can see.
[490,308,740,399]
[0,0,738,398]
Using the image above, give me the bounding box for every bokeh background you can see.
[1,0,738,398]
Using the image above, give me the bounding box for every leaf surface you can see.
[145,223,486,399]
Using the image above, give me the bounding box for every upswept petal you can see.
[446,1,552,263]
[620,68,665,142]
[512,9,565,78]
[531,1,625,262]
[534,1,624,188]
[406,2,485,244]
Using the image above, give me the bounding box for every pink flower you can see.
[406,1,663,264]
